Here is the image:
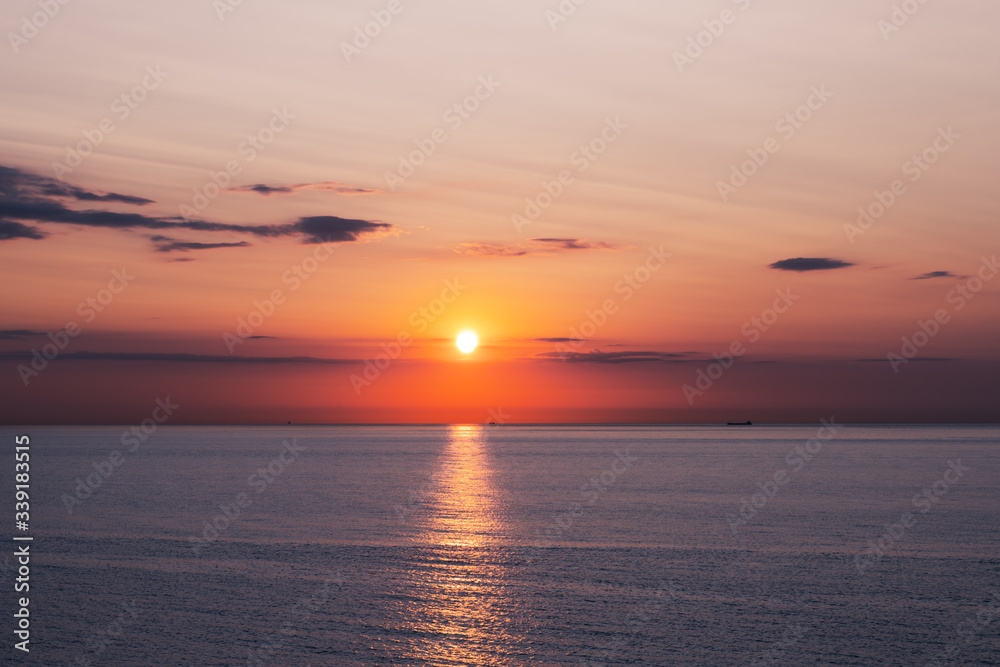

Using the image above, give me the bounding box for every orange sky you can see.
[1,0,998,423]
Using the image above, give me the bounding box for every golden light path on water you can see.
[400,424,522,666]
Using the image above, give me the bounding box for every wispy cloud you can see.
[229,181,380,196]
[457,238,621,258]
[457,243,529,258]
[532,238,617,251]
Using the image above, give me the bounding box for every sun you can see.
[456,330,479,354]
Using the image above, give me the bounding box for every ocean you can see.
[4,424,999,665]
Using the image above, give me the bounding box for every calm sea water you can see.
[3,424,999,665]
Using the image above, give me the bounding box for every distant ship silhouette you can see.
[727,420,752,426]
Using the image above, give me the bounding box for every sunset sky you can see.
[2,0,998,423]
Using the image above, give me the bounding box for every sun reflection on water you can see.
[425,424,501,547]
[400,424,522,665]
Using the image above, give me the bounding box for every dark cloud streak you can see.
[536,350,692,364]
[911,271,962,280]
[769,257,855,272]
[0,350,356,365]
[0,165,393,250]
[0,219,46,240]
[0,165,153,205]
[153,239,253,253]
[0,329,47,340]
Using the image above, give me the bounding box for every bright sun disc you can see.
[456,330,478,354]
